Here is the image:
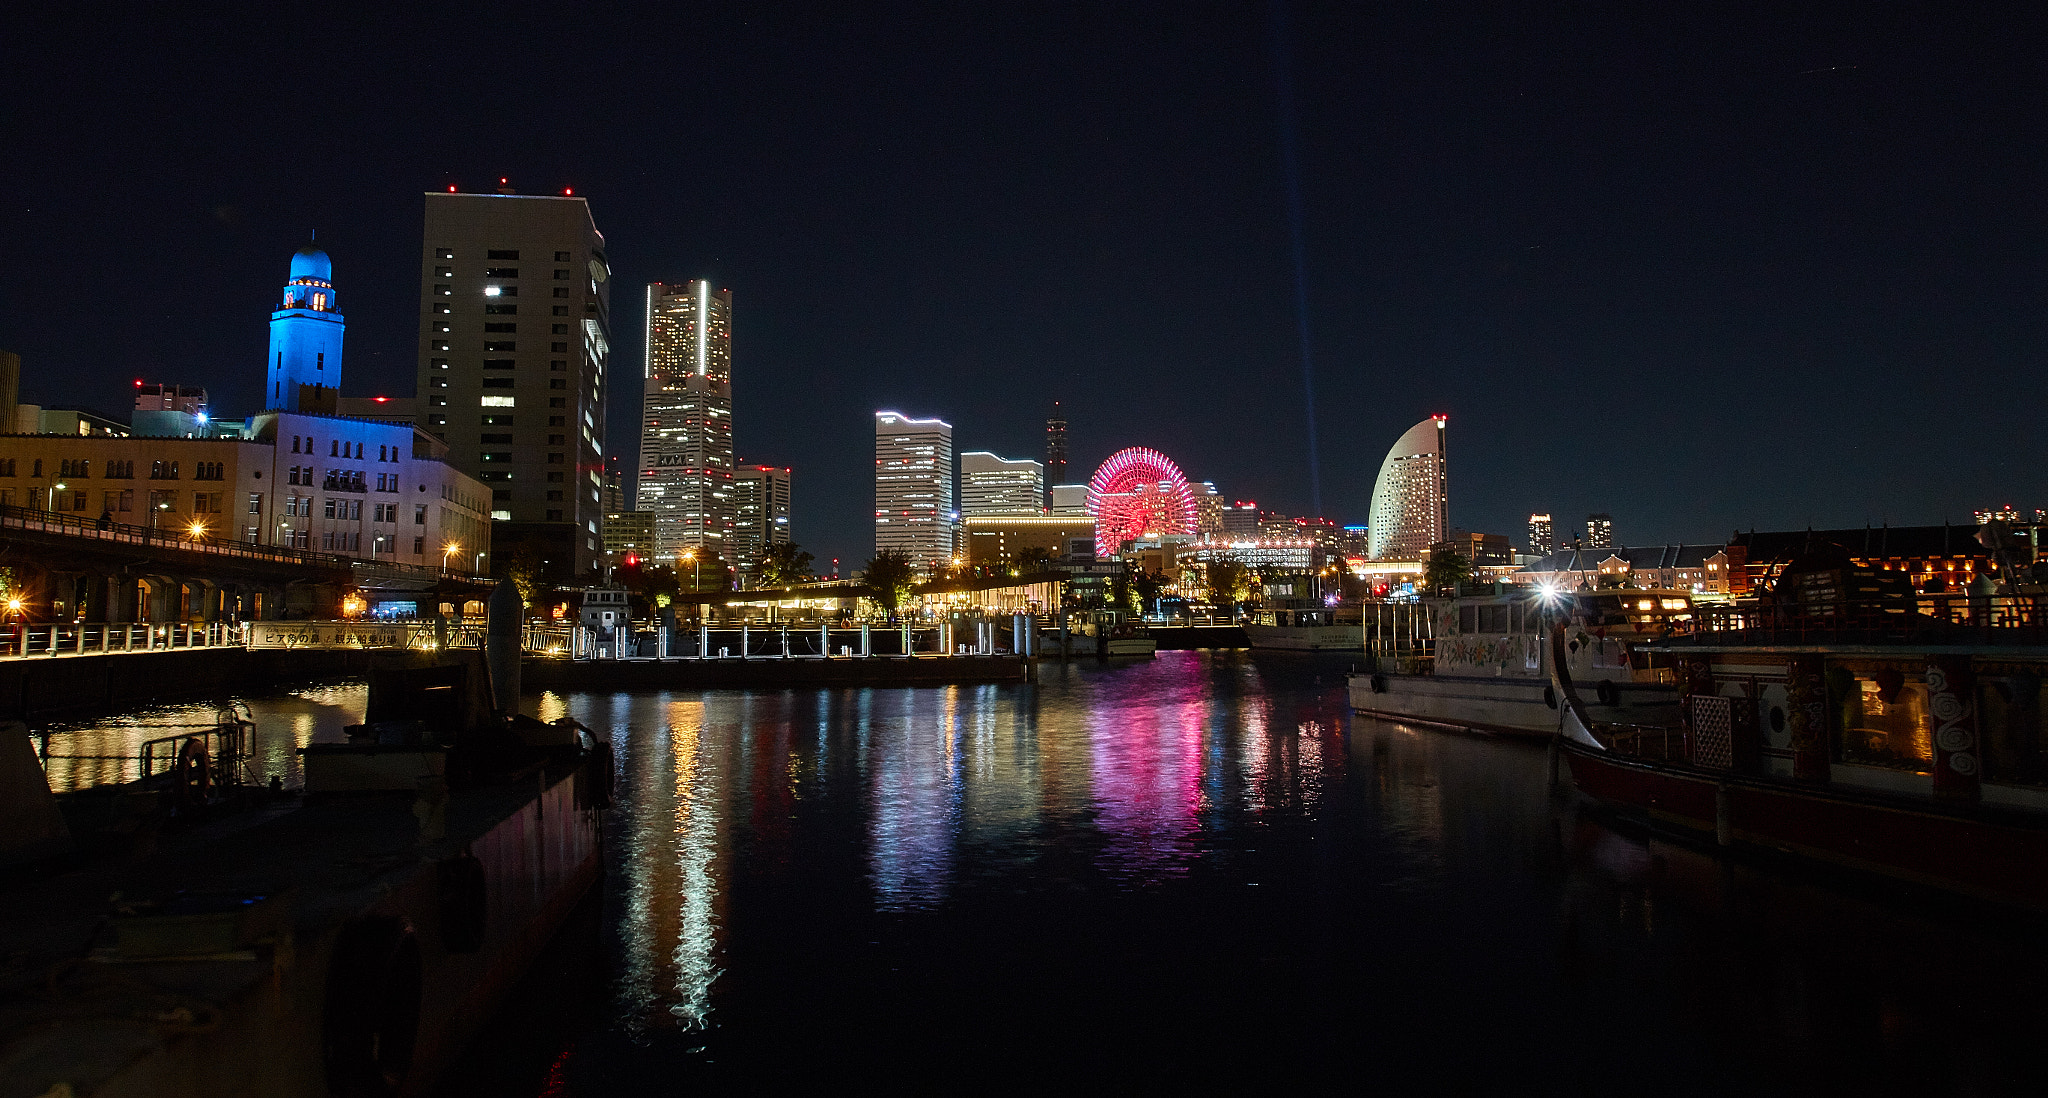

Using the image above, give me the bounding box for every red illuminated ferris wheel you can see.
[1087,447,1199,558]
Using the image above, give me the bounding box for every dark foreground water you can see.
[45,651,2048,1092]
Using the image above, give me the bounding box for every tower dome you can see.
[289,242,331,281]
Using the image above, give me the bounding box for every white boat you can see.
[1242,601,1363,651]
[1347,589,1688,737]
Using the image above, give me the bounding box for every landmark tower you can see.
[267,242,345,412]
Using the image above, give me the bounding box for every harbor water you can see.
[43,651,2048,1091]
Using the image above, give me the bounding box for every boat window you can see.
[1459,605,1478,633]
[1832,669,1933,773]
[1478,604,1509,633]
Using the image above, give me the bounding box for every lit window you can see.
[481,396,516,407]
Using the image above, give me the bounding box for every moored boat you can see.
[1553,547,2048,909]
[1243,597,1363,651]
[1348,588,1689,737]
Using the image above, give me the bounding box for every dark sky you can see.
[4,3,2044,568]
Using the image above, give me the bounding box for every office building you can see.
[1194,482,1223,534]
[639,279,733,563]
[413,188,612,579]
[1367,416,1449,560]
[1049,484,1088,515]
[1044,402,1067,504]
[1528,513,1554,555]
[874,411,955,569]
[1219,501,1261,538]
[731,464,792,578]
[1586,513,1614,549]
[602,510,656,567]
[132,383,211,438]
[960,452,1043,515]
[962,513,1097,566]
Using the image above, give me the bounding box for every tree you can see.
[1010,545,1057,573]
[677,550,734,593]
[861,549,916,615]
[504,538,546,612]
[1206,559,1251,607]
[757,541,816,588]
[620,563,682,615]
[1422,547,1472,597]
[1130,569,1165,614]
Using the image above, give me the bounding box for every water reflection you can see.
[36,684,364,792]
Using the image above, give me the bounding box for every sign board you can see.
[247,621,435,650]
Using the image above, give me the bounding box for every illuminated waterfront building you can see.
[731,465,792,579]
[413,187,612,578]
[874,411,956,569]
[1367,415,1449,561]
[960,452,1043,516]
[267,242,344,414]
[1528,513,1554,555]
[639,280,734,562]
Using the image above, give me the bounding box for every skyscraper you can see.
[1528,513,1554,555]
[413,189,611,579]
[1367,415,1449,560]
[874,411,955,569]
[639,280,734,562]
[959,452,1043,515]
[268,242,344,413]
[1044,402,1067,505]
[1586,513,1614,549]
[731,465,792,579]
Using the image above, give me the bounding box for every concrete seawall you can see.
[0,648,440,721]
[522,654,1027,689]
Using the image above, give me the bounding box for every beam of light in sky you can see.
[1269,0,1321,517]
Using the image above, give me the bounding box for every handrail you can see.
[0,503,483,579]
[1681,594,2047,645]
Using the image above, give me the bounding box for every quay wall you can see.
[0,648,440,722]
[522,654,1027,690]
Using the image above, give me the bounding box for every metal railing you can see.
[0,621,245,658]
[0,503,483,579]
[1684,594,2048,645]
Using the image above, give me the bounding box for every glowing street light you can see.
[441,541,461,575]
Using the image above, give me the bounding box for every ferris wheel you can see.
[1086,447,1198,558]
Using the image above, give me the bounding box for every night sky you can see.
[3,4,2044,568]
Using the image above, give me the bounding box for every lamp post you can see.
[442,541,460,576]
[683,548,700,592]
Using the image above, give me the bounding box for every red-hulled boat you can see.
[1551,544,2048,910]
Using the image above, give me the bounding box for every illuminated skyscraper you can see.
[1367,415,1449,560]
[413,189,611,578]
[639,280,733,562]
[875,411,955,568]
[959,452,1043,515]
[731,464,792,579]
[1586,513,1614,549]
[1044,402,1067,505]
[1528,513,1554,555]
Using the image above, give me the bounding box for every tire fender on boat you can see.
[1370,673,1388,694]
[1595,679,1618,707]
[1542,684,1557,710]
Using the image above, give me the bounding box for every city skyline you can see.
[5,8,2044,571]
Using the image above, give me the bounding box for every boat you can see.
[1243,596,1363,651]
[1552,544,2048,910]
[1347,587,1690,737]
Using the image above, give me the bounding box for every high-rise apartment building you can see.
[639,280,733,563]
[959,452,1043,515]
[731,465,792,579]
[1367,415,1449,560]
[413,189,611,579]
[1220,501,1261,538]
[1044,402,1067,504]
[1528,513,1554,555]
[1586,513,1614,550]
[874,411,955,569]
[1194,482,1223,535]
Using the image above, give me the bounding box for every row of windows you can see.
[479,452,568,464]
[435,249,573,262]
[0,458,148,479]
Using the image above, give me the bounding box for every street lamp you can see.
[682,548,700,592]
[441,541,460,576]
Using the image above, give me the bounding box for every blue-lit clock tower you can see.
[265,241,345,412]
